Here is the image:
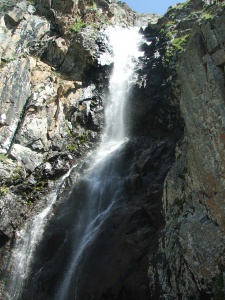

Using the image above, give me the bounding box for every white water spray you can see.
[55,26,143,300]
[103,26,143,144]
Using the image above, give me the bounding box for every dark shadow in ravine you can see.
[20,134,177,300]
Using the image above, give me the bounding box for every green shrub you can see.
[76,131,87,144]
[166,31,175,39]
[67,144,78,152]
[70,19,86,33]
[86,2,97,12]
[0,2,14,11]
[70,19,100,33]
[164,21,175,28]
[173,0,190,10]
[34,180,48,191]
[0,186,8,196]
[164,33,189,63]
[202,13,212,20]
[171,34,189,51]
[0,154,7,161]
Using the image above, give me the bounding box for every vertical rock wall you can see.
[152,5,225,299]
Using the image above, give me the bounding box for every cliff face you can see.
[1,0,225,299]
[147,0,225,298]
[0,0,135,238]
[155,9,225,299]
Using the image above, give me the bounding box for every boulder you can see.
[10,144,43,171]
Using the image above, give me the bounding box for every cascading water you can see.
[4,167,78,300]
[103,27,142,143]
[55,26,143,300]
[5,26,143,300]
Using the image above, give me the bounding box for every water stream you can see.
[56,26,143,300]
[5,26,143,300]
[5,166,78,300]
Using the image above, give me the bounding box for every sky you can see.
[122,0,186,15]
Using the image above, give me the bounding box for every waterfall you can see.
[55,26,143,300]
[5,26,143,300]
[55,27,141,300]
[103,27,143,144]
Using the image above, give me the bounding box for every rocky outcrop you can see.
[0,2,50,154]
[149,3,225,299]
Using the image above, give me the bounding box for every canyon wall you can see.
[154,5,225,299]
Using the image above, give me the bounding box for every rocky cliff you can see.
[1,0,225,299]
[0,0,137,296]
[149,1,225,299]
[0,0,136,241]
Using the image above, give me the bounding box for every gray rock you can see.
[154,9,225,299]
[10,144,43,171]
[5,6,25,26]
[0,191,27,238]
[136,13,161,28]
[16,113,49,151]
[0,58,31,154]
[0,11,50,60]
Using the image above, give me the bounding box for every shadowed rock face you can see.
[179,16,225,228]
[0,0,183,298]
[20,135,178,300]
[151,9,225,300]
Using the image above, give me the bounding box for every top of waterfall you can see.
[106,26,144,84]
[97,26,144,67]
[101,26,144,144]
